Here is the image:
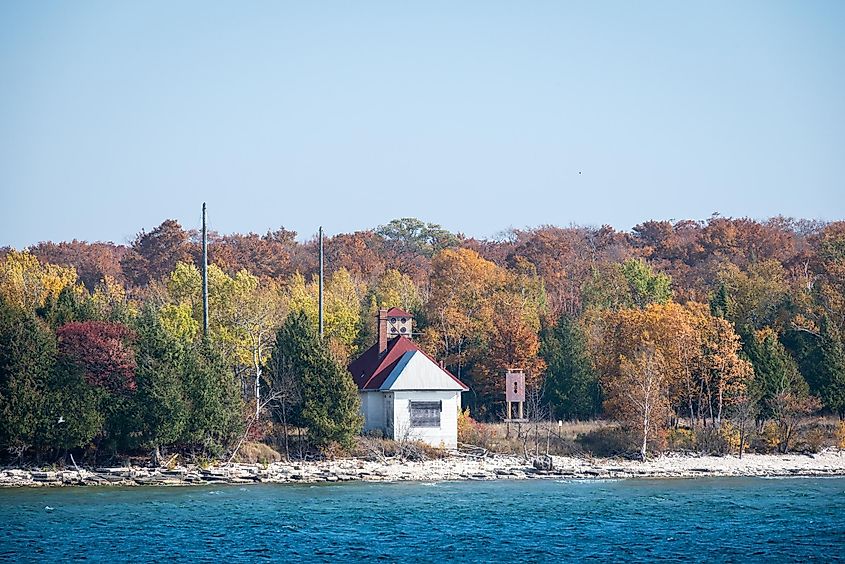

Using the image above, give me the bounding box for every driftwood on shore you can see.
[2,450,845,488]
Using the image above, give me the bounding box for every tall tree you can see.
[541,315,601,420]
[29,240,126,291]
[301,352,363,450]
[268,312,362,450]
[473,290,546,405]
[265,313,311,459]
[182,341,244,456]
[582,258,671,311]
[357,269,423,350]
[714,261,791,333]
[286,268,364,360]
[56,321,139,454]
[743,327,812,420]
[620,258,673,308]
[0,301,101,460]
[133,308,189,464]
[814,317,845,417]
[606,346,670,461]
[121,219,190,287]
[213,228,298,279]
[424,248,505,380]
[0,298,52,457]
[326,231,387,283]
[377,217,459,259]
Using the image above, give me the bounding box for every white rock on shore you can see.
[2,449,844,488]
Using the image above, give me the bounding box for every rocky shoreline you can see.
[2,449,844,488]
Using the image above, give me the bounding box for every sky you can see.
[1,1,843,248]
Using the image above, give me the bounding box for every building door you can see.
[384,393,394,438]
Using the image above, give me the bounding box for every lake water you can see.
[1,477,843,562]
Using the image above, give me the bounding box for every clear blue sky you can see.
[1,1,843,248]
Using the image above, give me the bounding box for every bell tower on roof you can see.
[377,307,414,354]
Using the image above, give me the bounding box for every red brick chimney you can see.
[377,308,388,355]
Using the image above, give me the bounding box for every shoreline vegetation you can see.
[3,449,845,488]
[2,217,845,474]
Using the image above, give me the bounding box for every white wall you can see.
[390,390,461,449]
[358,351,465,448]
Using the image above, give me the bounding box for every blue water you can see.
[1,477,843,562]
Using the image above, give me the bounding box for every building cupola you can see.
[377,307,414,354]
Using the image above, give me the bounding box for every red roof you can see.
[348,336,468,391]
[383,307,413,318]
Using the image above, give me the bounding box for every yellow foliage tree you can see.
[591,301,753,454]
[285,268,365,359]
[0,250,78,311]
[605,346,670,460]
[425,248,547,412]
[165,261,287,414]
[424,248,507,379]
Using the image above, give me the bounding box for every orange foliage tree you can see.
[590,301,753,456]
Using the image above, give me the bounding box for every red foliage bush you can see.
[57,321,137,394]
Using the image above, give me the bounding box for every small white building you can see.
[348,308,467,449]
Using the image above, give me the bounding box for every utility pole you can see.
[318,226,324,338]
[202,202,209,339]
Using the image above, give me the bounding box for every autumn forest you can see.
[1,215,844,462]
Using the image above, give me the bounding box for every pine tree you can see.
[269,311,362,450]
[266,312,313,425]
[133,307,189,463]
[0,298,52,457]
[301,353,363,450]
[0,298,101,458]
[41,357,103,456]
[183,341,244,456]
[541,315,601,420]
[709,282,735,321]
[744,328,810,420]
[816,317,845,418]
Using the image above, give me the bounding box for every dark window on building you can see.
[409,401,441,428]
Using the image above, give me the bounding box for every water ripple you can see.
[0,477,844,562]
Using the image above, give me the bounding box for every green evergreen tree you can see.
[182,341,244,456]
[267,312,314,424]
[815,317,845,418]
[540,315,601,420]
[133,307,189,463]
[709,282,736,321]
[744,328,810,420]
[37,286,95,328]
[0,298,52,457]
[0,298,101,459]
[40,357,103,456]
[269,311,362,449]
[301,352,363,450]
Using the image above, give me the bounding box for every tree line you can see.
[1,215,843,461]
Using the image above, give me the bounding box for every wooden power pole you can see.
[202,202,209,339]
[318,226,324,338]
